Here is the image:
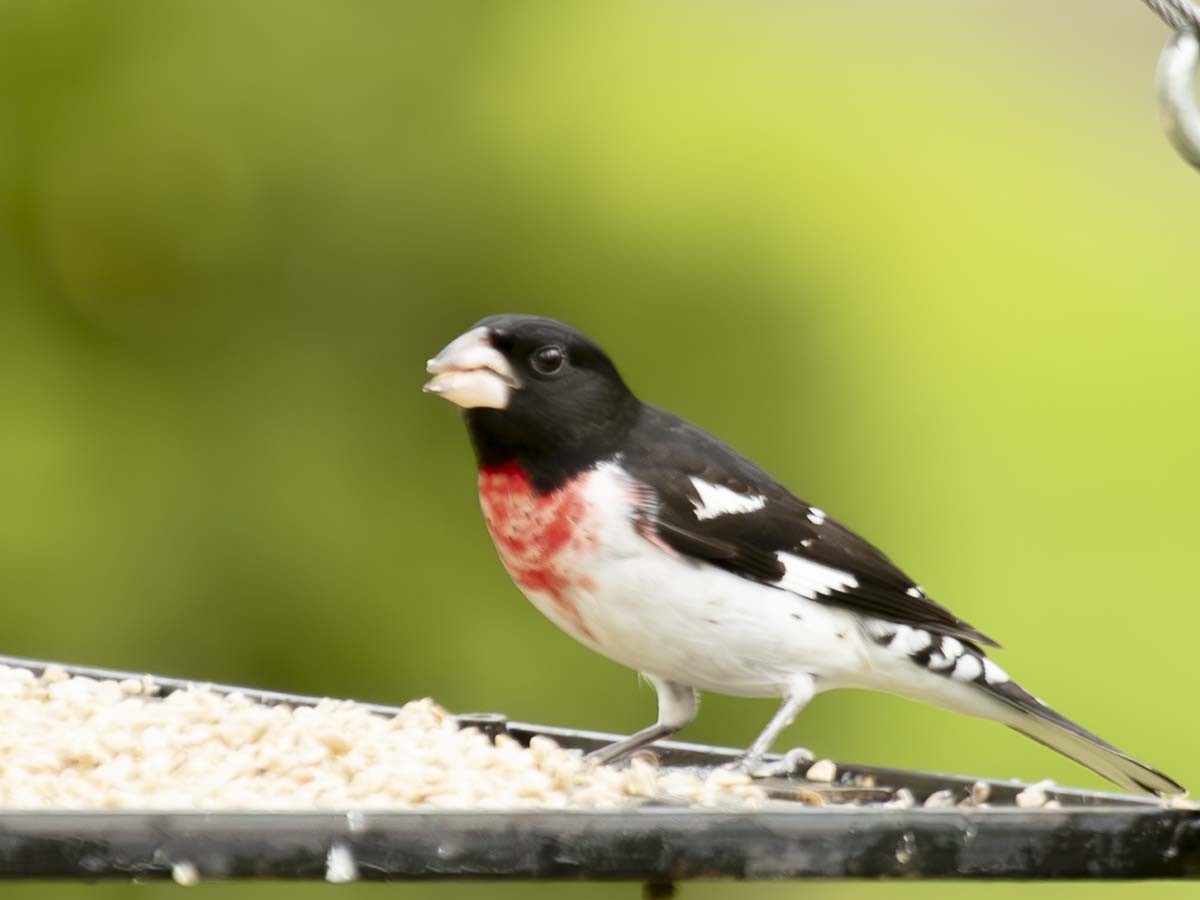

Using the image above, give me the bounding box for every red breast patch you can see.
[477,463,596,640]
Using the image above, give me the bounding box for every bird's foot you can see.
[727,747,815,778]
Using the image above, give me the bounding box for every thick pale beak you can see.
[423,326,518,409]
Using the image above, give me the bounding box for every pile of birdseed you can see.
[0,665,764,810]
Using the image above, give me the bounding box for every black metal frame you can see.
[0,654,1193,882]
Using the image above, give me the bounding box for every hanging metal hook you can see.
[1143,0,1200,170]
[1156,27,1200,169]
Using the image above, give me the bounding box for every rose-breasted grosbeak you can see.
[424,314,1183,796]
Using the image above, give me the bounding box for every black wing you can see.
[622,405,998,650]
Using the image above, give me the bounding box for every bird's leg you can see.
[732,675,816,776]
[585,676,697,766]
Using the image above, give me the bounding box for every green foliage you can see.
[0,2,1195,897]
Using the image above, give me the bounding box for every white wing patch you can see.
[981,658,1010,685]
[887,625,933,656]
[868,619,1012,686]
[951,654,983,682]
[688,477,767,521]
[776,552,859,599]
[927,636,964,671]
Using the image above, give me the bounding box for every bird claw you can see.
[728,747,816,779]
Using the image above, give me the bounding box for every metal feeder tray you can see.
[0,653,1193,883]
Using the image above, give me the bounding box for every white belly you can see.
[479,461,870,698]
[575,550,873,696]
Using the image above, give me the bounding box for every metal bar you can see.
[0,808,1195,881]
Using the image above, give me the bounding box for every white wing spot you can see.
[906,586,924,599]
[927,636,965,671]
[952,654,983,682]
[688,477,767,521]
[776,552,858,599]
[981,658,1010,685]
[807,507,827,525]
[927,652,955,671]
[940,637,964,659]
[888,626,933,655]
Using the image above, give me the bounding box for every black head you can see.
[424,314,640,488]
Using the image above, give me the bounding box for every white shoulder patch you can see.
[776,552,859,599]
[688,477,766,521]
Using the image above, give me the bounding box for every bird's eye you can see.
[530,345,566,376]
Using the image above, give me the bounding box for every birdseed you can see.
[1014,779,1055,809]
[922,789,956,809]
[0,665,764,810]
[805,758,837,783]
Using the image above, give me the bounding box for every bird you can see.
[423,313,1184,797]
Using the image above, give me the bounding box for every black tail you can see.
[987,680,1184,797]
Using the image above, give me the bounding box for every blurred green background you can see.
[0,0,1197,897]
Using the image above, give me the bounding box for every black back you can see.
[620,405,998,649]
